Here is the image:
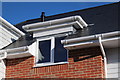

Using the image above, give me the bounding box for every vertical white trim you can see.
[98,36,107,78]
[35,40,39,63]
[51,37,55,63]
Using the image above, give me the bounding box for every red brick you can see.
[6,47,105,78]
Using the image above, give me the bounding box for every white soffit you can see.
[33,26,75,38]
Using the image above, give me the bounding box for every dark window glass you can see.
[38,40,51,63]
[54,37,67,63]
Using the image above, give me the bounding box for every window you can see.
[54,37,67,63]
[38,40,51,63]
[36,37,68,66]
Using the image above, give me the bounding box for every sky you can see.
[2,2,114,25]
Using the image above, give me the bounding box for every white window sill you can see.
[33,62,68,68]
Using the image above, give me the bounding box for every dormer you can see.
[22,15,88,67]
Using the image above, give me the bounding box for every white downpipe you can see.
[98,36,107,78]
[23,16,88,30]
[0,16,25,36]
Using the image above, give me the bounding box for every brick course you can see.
[6,47,105,78]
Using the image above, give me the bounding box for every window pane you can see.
[54,37,67,63]
[38,40,51,63]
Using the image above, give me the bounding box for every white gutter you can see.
[7,51,31,59]
[64,36,119,50]
[62,31,119,44]
[98,36,107,78]
[23,16,88,30]
[0,46,28,54]
[0,16,25,36]
[0,46,32,59]
[26,21,83,32]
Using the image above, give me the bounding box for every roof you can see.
[3,2,119,49]
[0,17,25,36]
[2,34,35,49]
[16,2,119,36]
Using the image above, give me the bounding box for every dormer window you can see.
[23,16,88,67]
[36,36,68,67]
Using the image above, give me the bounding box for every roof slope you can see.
[15,2,119,36]
[3,2,119,49]
[2,33,35,49]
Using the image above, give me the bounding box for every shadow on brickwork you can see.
[6,56,33,66]
[69,46,102,62]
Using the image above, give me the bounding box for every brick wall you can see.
[6,47,105,78]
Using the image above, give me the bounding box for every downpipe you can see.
[98,36,107,78]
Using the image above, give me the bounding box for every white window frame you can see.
[34,37,68,67]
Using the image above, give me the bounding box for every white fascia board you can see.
[23,16,88,30]
[0,46,28,54]
[62,31,120,44]
[7,51,31,59]
[0,46,33,59]
[26,21,83,32]
[102,36,120,42]
[0,41,38,59]
[101,31,120,38]
[0,17,25,36]
[64,40,99,50]
[33,26,75,38]
[64,36,120,50]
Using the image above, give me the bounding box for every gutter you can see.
[25,21,83,32]
[62,31,119,45]
[0,41,37,59]
[0,46,30,59]
[0,16,25,36]
[0,46,28,54]
[23,16,88,31]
